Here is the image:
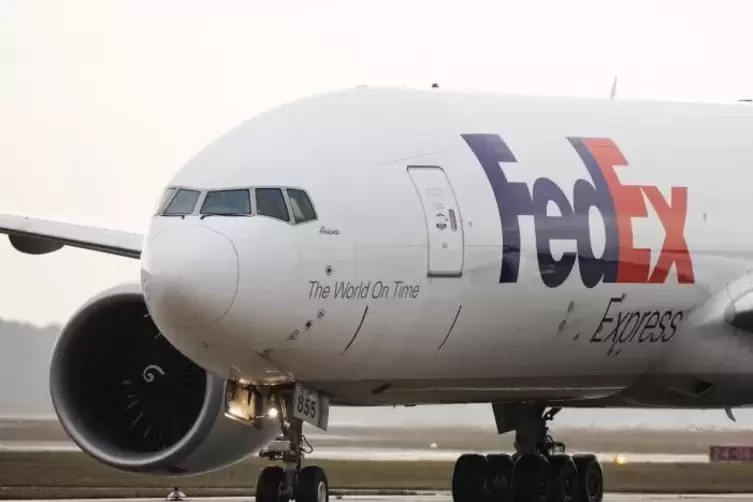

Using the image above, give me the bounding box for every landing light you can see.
[224,379,280,427]
[613,454,627,465]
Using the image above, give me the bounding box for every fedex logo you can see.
[461,134,694,288]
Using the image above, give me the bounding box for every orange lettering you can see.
[582,139,651,283]
[642,186,694,284]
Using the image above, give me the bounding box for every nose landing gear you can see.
[451,405,604,502]
[255,389,329,502]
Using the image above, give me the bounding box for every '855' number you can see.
[291,383,326,429]
[297,393,317,419]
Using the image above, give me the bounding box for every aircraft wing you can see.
[0,214,143,259]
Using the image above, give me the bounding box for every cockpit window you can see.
[256,188,290,222]
[287,188,317,223]
[163,188,200,215]
[201,189,252,215]
[154,187,177,215]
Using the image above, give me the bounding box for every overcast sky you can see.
[2,0,753,428]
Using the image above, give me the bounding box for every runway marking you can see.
[5,494,753,502]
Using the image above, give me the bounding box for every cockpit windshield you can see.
[256,188,290,221]
[154,187,177,215]
[163,189,201,216]
[155,185,317,225]
[201,189,252,216]
[287,188,317,223]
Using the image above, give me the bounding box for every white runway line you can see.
[4,495,753,502]
[0,442,711,463]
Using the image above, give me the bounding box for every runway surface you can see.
[0,441,707,463]
[4,495,753,502]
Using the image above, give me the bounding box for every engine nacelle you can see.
[49,283,280,475]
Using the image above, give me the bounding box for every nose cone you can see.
[141,225,239,328]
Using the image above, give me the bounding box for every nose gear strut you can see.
[256,390,329,502]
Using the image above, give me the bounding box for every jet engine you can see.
[49,284,280,475]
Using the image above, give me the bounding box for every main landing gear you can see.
[255,393,329,502]
[452,406,604,502]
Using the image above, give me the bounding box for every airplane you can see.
[2,86,753,502]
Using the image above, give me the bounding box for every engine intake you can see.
[50,284,279,475]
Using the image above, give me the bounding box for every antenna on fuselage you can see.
[725,407,737,422]
[609,76,618,100]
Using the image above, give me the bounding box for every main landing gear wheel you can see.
[450,405,603,502]
[451,453,489,502]
[572,454,604,502]
[548,454,578,502]
[513,453,549,502]
[486,453,514,502]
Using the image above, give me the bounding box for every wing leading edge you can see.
[0,214,143,259]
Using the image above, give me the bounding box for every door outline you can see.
[407,165,465,278]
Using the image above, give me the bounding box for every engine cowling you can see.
[49,283,280,475]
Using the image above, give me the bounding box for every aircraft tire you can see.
[255,465,286,502]
[547,454,578,502]
[451,453,489,502]
[295,465,329,502]
[572,454,604,502]
[513,453,549,502]
[486,453,514,502]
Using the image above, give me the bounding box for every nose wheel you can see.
[256,464,328,502]
[451,406,604,502]
[256,392,329,502]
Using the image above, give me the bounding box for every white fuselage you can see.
[139,88,753,407]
